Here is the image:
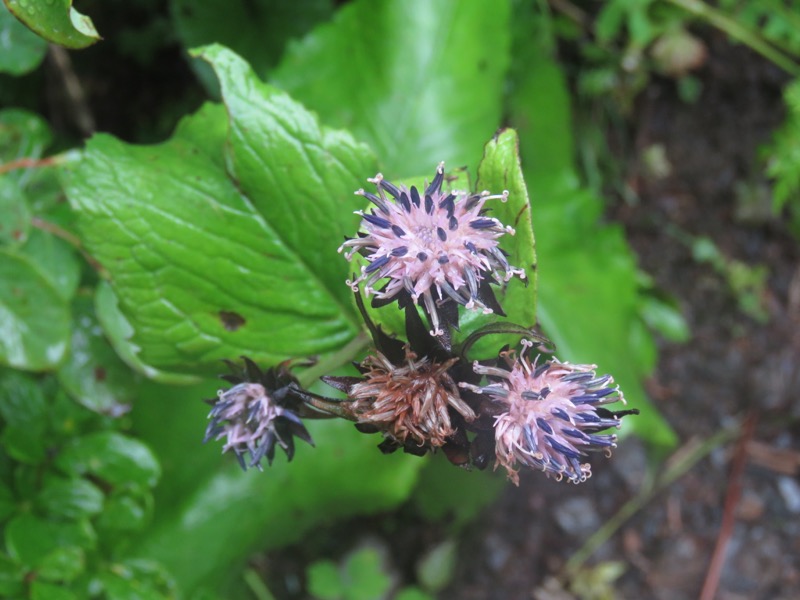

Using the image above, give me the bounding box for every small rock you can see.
[777,477,800,513]
[484,531,512,573]
[553,497,600,537]
[611,437,647,492]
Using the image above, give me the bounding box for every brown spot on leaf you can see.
[94,366,107,382]
[219,310,246,331]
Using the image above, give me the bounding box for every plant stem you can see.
[0,156,62,175]
[301,393,357,421]
[242,568,276,600]
[296,331,370,389]
[31,217,107,274]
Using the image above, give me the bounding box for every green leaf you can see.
[416,539,456,593]
[0,109,52,188]
[55,431,161,489]
[171,0,333,92]
[12,464,38,500]
[18,229,81,302]
[0,552,25,597]
[343,547,391,600]
[412,456,505,530]
[3,0,100,49]
[507,20,676,449]
[0,4,47,75]
[195,45,376,314]
[96,559,176,600]
[271,0,511,177]
[57,296,139,415]
[395,588,434,600]
[66,85,374,372]
[638,294,690,343]
[1,423,45,463]
[0,482,15,522]
[94,282,200,385]
[0,368,45,426]
[4,513,96,568]
[31,581,80,600]
[0,250,70,371]
[35,475,104,520]
[130,378,222,508]
[0,176,30,247]
[96,491,150,535]
[458,128,537,355]
[307,560,344,600]
[36,546,85,582]
[48,388,99,444]
[0,369,46,463]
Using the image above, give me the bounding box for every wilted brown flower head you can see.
[204,358,313,470]
[347,347,475,449]
[323,292,481,462]
[461,341,635,485]
[339,162,525,336]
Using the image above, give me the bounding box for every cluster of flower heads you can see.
[205,164,637,485]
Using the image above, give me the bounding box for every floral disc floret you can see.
[340,162,526,336]
[460,340,631,485]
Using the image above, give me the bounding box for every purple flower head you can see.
[340,163,526,336]
[460,340,636,485]
[204,358,314,470]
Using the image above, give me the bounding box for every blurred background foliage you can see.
[1,0,798,598]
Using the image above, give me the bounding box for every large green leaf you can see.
[0,250,70,371]
[507,17,676,449]
[65,86,376,373]
[194,45,376,313]
[93,282,200,385]
[0,5,46,75]
[3,0,100,49]
[272,0,511,177]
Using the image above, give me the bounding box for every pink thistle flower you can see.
[340,162,526,336]
[460,341,635,485]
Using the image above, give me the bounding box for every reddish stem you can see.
[699,412,758,600]
[31,217,105,274]
[0,156,59,175]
